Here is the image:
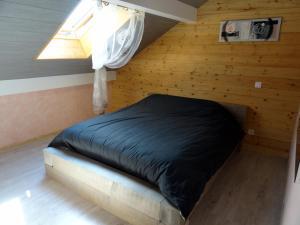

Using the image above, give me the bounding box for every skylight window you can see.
[37,0,130,60]
[56,0,94,40]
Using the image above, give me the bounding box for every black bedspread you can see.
[49,94,244,218]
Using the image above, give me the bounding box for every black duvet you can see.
[49,94,244,218]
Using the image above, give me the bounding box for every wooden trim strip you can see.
[0,72,116,96]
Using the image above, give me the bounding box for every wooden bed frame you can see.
[44,102,248,225]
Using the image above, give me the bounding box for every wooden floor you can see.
[0,137,287,225]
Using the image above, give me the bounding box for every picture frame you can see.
[219,17,282,42]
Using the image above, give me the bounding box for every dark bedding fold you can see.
[49,94,244,218]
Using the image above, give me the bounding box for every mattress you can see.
[49,94,244,218]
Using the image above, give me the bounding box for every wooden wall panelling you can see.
[109,0,300,156]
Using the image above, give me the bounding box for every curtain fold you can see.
[93,68,108,115]
[91,1,145,114]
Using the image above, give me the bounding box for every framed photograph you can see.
[219,17,282,42]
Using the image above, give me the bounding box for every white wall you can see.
[281,105,300,225]
[0,72,116,96]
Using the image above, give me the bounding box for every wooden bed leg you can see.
[185,218,190,225]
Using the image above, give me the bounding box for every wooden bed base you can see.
[44,145,240,225]
[44,147,185,225]
[44,102,247,225]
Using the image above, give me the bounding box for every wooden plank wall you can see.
[109,0,300,156]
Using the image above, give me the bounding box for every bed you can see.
[44,94,247,225]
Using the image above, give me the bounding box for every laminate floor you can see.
[0,137,287,225]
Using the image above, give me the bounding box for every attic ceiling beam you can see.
[104,0,198,23]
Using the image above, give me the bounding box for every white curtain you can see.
[91,1,145,114]
[93,68,108,114]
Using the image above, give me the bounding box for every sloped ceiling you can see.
[0,0,205,80]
